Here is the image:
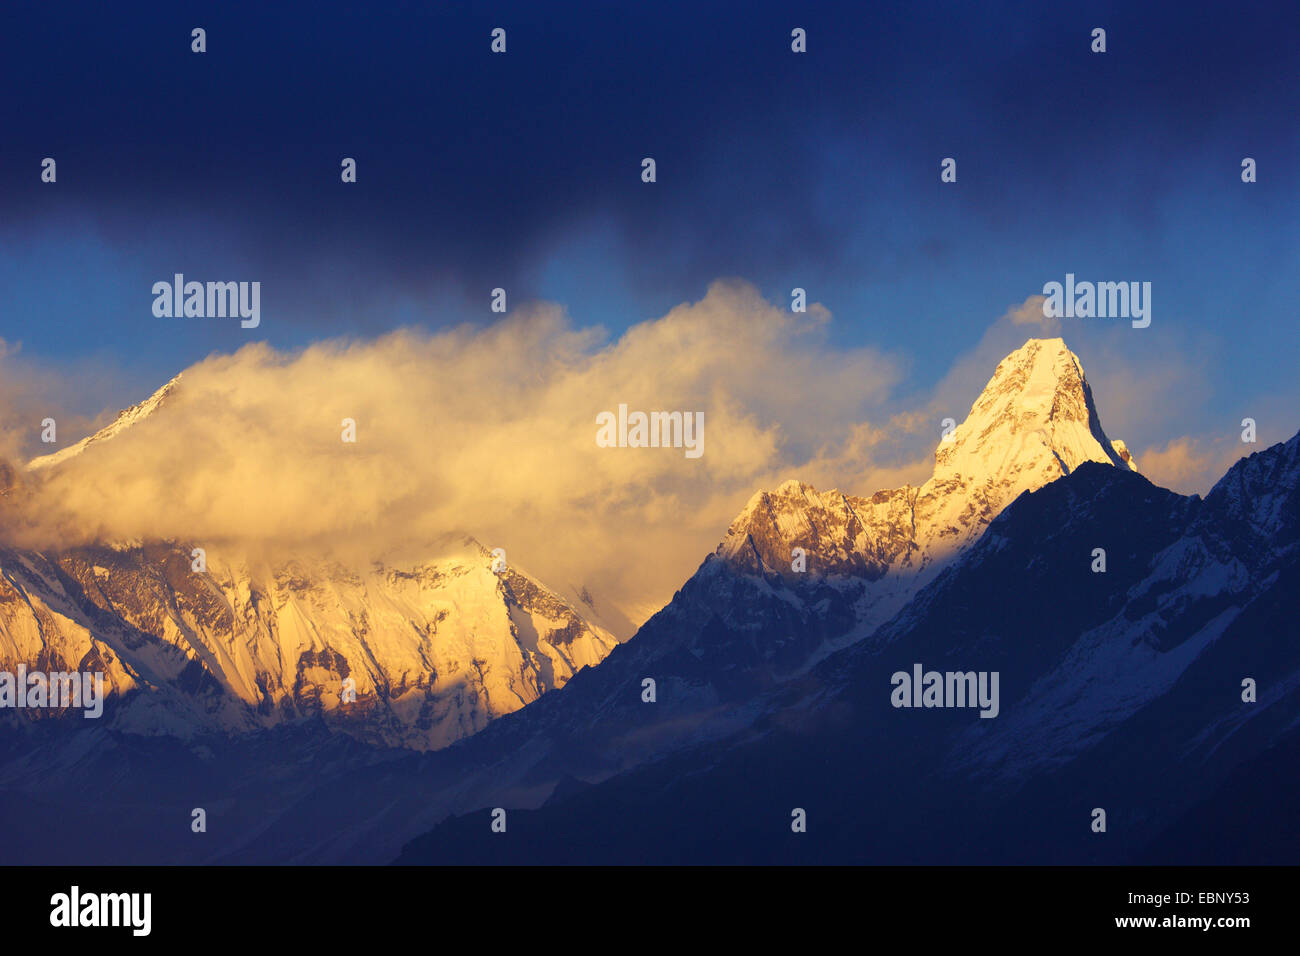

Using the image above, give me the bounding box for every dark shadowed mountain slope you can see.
[396,432,1300,864]
[2,341,1282,866]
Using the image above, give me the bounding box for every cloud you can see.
[2,284,1261,632]
[1002,294,1059,334]
[0,281,905,632]
[907,295,1071,435]
[0,337,120,465]
[1138,435,1248,496]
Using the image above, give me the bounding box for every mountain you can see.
[7,338,1127,753]
[0,538,618,750]
[9,335,1284,866]
[26,374,184,471]
[0,375,619,751]
[397,430,1299,864]
[155,336,1156,862]
[613,337,1137,689]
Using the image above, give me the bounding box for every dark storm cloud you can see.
[1,0,1294,324]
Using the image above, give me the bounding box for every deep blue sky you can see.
[1,0,1296,426]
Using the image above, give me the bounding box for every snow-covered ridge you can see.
[27,374,183,471]
[709,337,1136,654]
[0,534,618,749]
[5,370,625,749]
[724,338,1133,565]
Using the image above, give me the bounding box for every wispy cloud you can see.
[1,281,905,629]
[1139,434,1249,495]
[1003,294,1059,333]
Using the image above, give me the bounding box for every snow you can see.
[0,537,619,750]
[951,604,1241,781]
[4,367,626,749]
[713,337,1137,664]
[0,337,1156,753]
[26,374,183,470]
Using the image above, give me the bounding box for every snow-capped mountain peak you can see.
[0,533,619,749]
[668,338,1139,675]
[3,372,624,750]
[719,337,1133,576]
[26,374,183,471]
[717,479,870,576]
[933,337,1133,488]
